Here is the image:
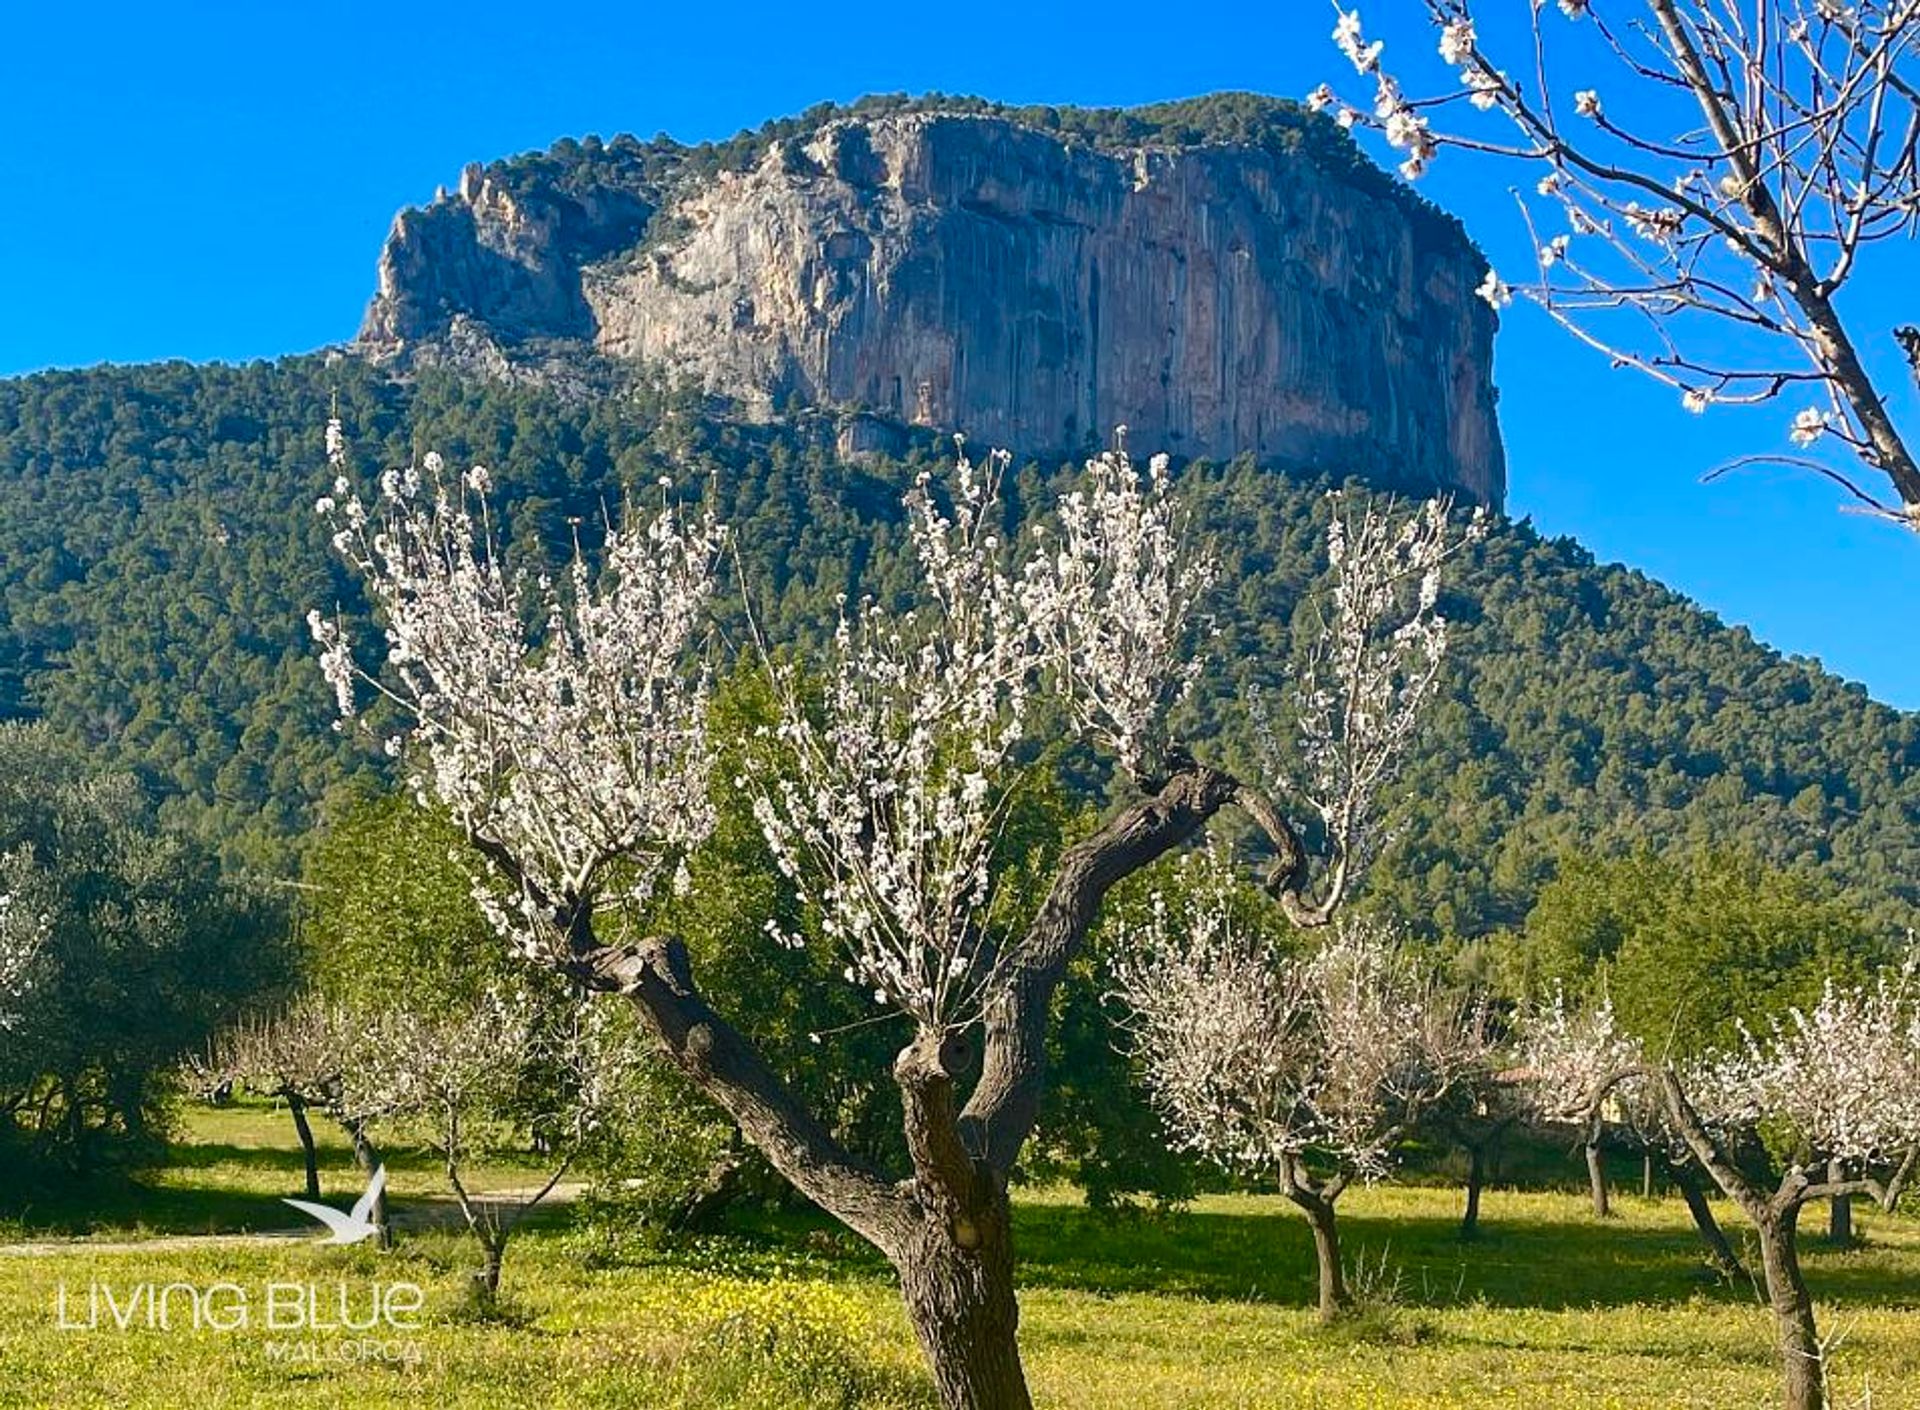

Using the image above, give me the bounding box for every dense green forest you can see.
[0,355,1913,936]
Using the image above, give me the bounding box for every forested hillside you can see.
[0,356,1912,930]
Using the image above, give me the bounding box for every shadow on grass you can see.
[162,1140,324,1175]
[1016,1200,1920,1312]
[700,1194,1918,1316]
[0,1176,296,1237]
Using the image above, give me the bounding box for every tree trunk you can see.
[1643,1152,1655,1200]
[1287,1188,1351,1323]
[1826,1159,1853,1246]
[286,1095,320,1201]
[570,765,1247,1410]
[671,1147,749,1233]
[346,1120,391,1249]
[894,1200,1031,1410]
[1585,1140,1612,1218]
[474,1240,504,1302]
[1672,1161,1747,1282]
[1755,1204,1826,1410]
[1460,1141,1485,1241]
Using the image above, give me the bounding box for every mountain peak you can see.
[359,93,1506,508]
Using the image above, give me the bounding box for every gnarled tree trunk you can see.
[1655,1068,1828,1410]
[1755,1204,1826,1410]
[577,764,1248,1409]
[1281,1159,1352,1325]
[894,1195,1030,1410]
[1299,1195,1350,1323]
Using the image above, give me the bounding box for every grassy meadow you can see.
[2,1105,1918,1408]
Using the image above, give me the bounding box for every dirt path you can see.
[0,1182,586,1257]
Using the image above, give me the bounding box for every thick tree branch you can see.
[1656,1065,1771,1227]
[1788,1142,1918,1214]
[576,937,909,1254]
[1231,783,1342,927]
[959,762,1243,1171]
[896,1028,995,1239]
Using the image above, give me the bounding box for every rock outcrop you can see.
[362,161,653,346]
[359,99,1506,507]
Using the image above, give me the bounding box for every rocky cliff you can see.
[359,96,1506,507]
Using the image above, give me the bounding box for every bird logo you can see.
[282,1165,387,1245]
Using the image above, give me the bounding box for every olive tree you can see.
[309,427,1478,1409]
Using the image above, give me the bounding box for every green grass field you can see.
[2,1106,1918,1407]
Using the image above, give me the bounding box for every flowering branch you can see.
[749,446,1036,1031]
[1022,445,1218,783]
[311,425,725,962]
[1318,2,1920,528]
[1248,493,1485,924]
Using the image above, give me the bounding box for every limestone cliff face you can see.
[362,162,653,345]
[361,106,1505,507]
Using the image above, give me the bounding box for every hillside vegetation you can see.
[0,356,1912,931]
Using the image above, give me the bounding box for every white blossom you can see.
[0,881,47,1031]
[750,448,1039,1029]
[1437,18,1475,67]
[752,441,1214,1028]
[1021,448,1215,781]
[1476,268,1512,308]
[312,447,724,961]
[1519,956,1920,1175]
[1515,986,1643,1126]
[1465,67,1504,111]
[1790,406,1832,446]
[1112,872,1479,1183]
[1712,958,1920,1167]
[1255,494,1484,900]
[1333,8,1384,74]
[195,995,389,1125]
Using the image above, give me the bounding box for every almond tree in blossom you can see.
[197,996,399,1237]
[1318,3,1920,528]
[1111,878,1485,1322]
[351,988,647,1306]
[1517,962,1920,1410]
[1514,986,1745,1274]
[311,421,1477,1409]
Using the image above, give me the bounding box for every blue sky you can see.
[2,2,1914,707]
